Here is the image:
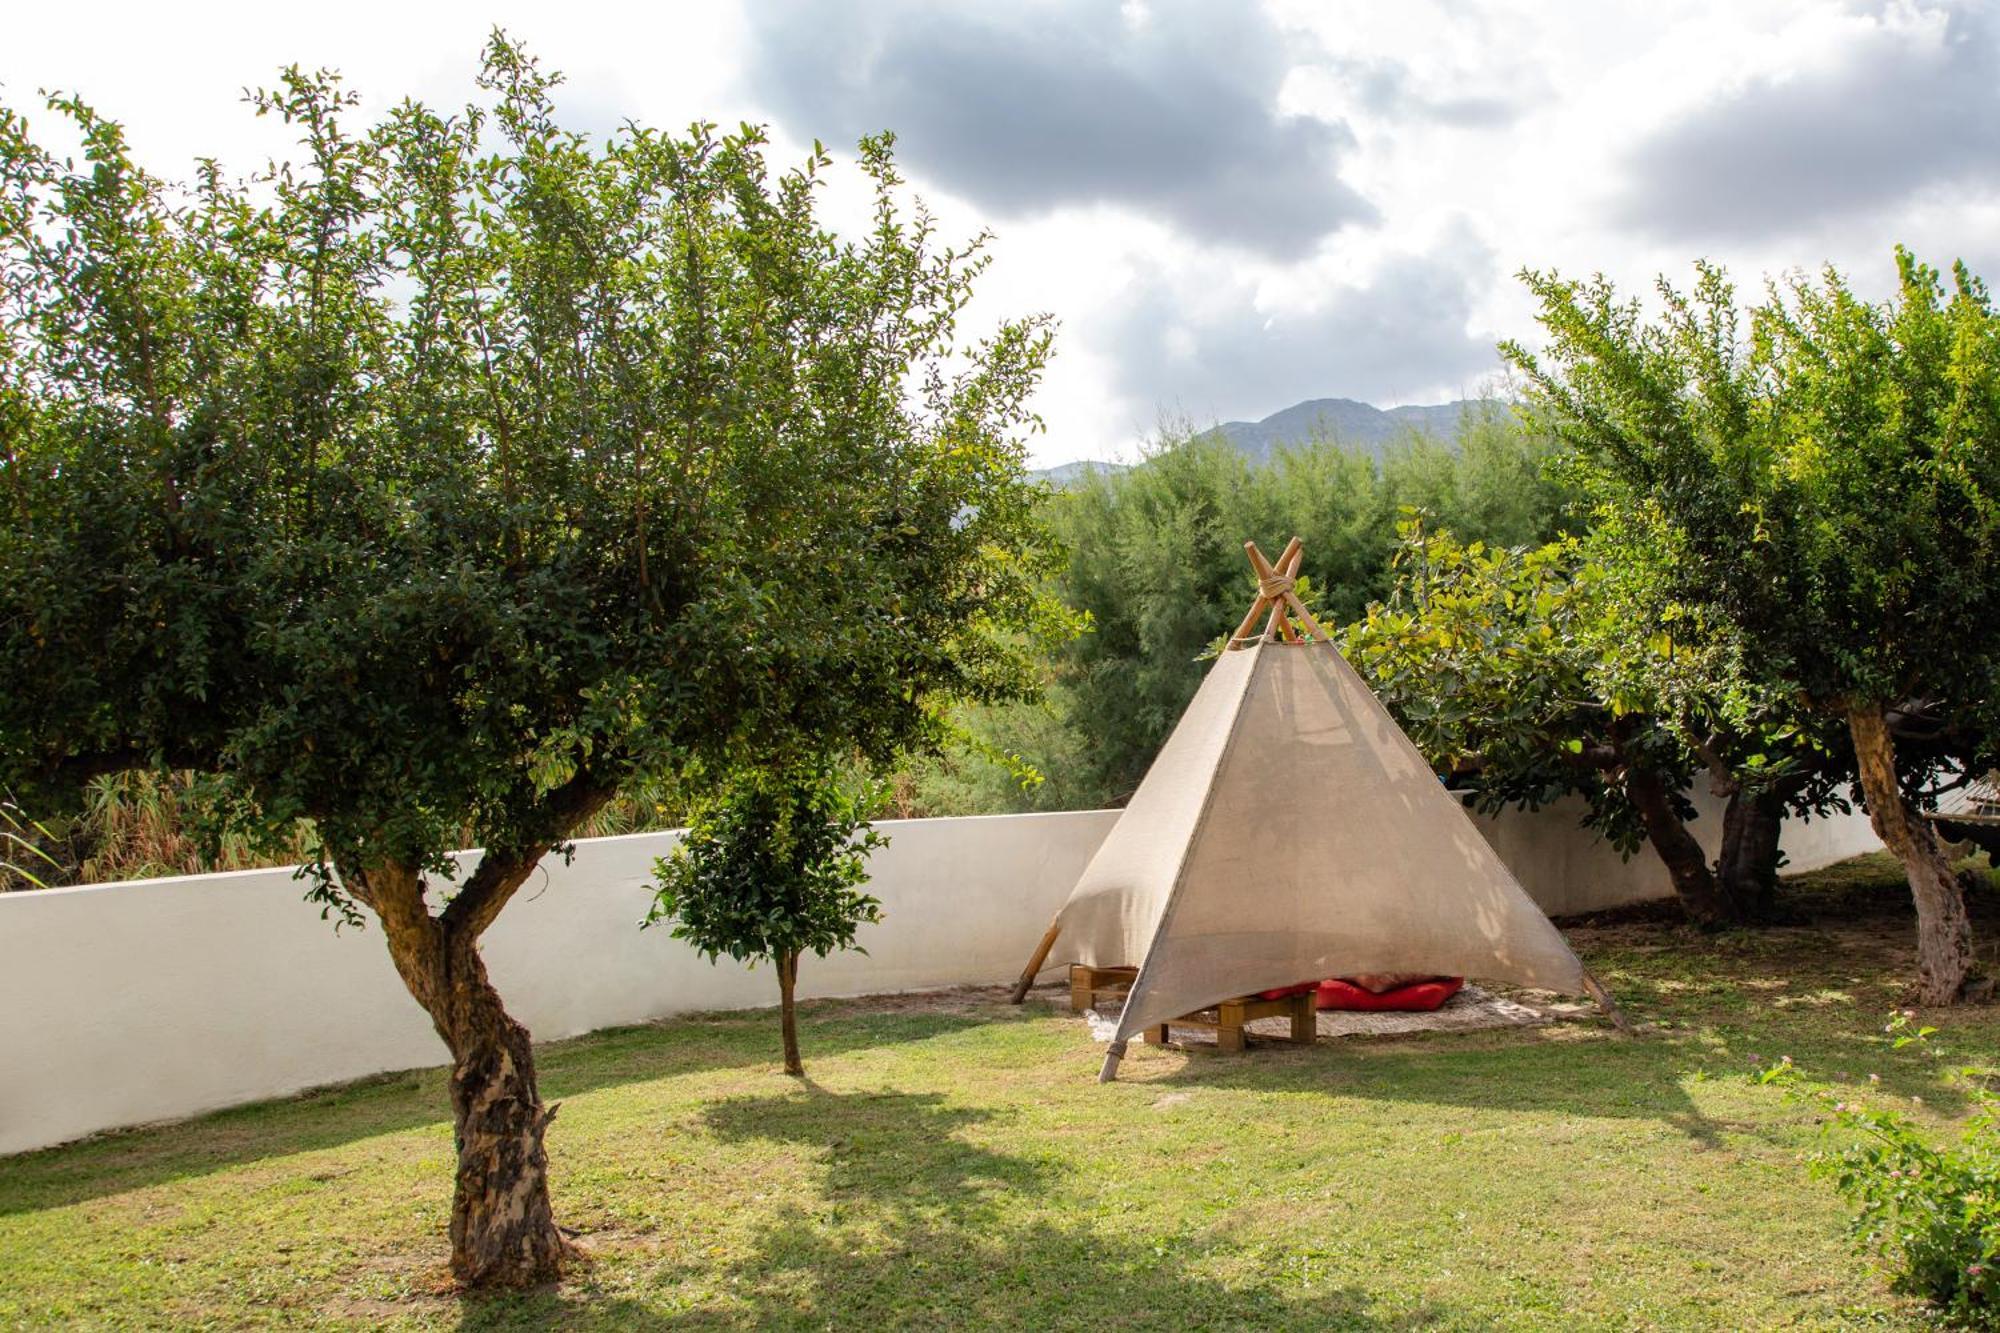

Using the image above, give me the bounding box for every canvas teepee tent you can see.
[1012,538,1624,1081]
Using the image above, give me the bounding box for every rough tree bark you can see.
[351,854,574,1287]
[1848,702,1974,1004]
[1716,787,1785,923]
[777,949,804,1077]
[1621,763,1730,927]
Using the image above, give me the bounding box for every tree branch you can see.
[1686,731,1741,797]
[438,771,613,940]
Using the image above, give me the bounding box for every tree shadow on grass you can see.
[454,1084,1436,1331]
[1117,1024,1742,1150]
[1112,970,1981,1148]
[0,1000,1018,1218]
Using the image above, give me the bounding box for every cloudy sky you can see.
[7,0,1997,465]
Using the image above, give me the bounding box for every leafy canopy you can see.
[1345,515,1843,842]
[646,763,885,968]
[1504,251,2000,758]
[1343,519,1674,853]
[0,37,1071,904]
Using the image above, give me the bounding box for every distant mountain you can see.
[1205,397,1490,463]
[1030,459,1130,487]
[1032,397,1494,484]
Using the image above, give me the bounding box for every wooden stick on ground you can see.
[1009,920,1062,1004]
[1579,968,1633,1033]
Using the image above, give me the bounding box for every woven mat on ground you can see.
[1082,984,1586,1045]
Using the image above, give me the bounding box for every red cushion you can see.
[1315,977,1464,1012]
[1256,982,1320,1000]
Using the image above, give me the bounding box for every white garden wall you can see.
[1467,789,1884,917]
[0,800,1879,1155]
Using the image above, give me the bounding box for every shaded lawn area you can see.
[6,854,2000,1329]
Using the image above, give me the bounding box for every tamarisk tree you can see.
[0,39,1067,1284]
[1505,253,2000,1000]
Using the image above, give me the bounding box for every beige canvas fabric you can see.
[1053,639,1588,1050]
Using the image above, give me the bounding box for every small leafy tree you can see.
[1345,519,1841,924]
[1506,253,2000,1000]
[0,39,1066,1283]
[647,763,885,1076]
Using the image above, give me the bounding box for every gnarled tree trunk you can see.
[1622,763,1729,926]
[438,936,567,1286]
[1716,787,1785,922]
[1848,702,1974,1004]
[355,857,575,1287]
[777,949,804,1077]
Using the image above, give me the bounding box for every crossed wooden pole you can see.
[1228,537,1331,646]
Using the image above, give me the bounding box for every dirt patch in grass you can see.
[803,983,1029,1018]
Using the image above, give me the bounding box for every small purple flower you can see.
[1970,1263,1986,1278]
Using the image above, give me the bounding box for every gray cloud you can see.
[1097,228,1501,425]
[740,0,1374,258]
[1331,56,1524,129]
[1614,4,2000,241]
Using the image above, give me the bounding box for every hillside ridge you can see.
[1035,396,1492,482]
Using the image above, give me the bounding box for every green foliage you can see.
[1767,1014,2000,1326]
[1,768,687,892]
[1344,517,1845,853]
[888,700,1099,816]
[647,763,885,968]
[919,406,1574,810]
[1342,520,1658,850]
[28,772,315,888]
[1505,250,2000,778]
[0,41,1071,1266]
[0,35,1070,904]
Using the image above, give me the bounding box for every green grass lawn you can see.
[6,852,2000,1330]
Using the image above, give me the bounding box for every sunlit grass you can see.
[3,853,1995,1328]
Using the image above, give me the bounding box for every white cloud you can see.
[1095,221,1502,427]
[5,0,1992,467]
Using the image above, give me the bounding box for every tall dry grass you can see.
[2,771,691,890]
